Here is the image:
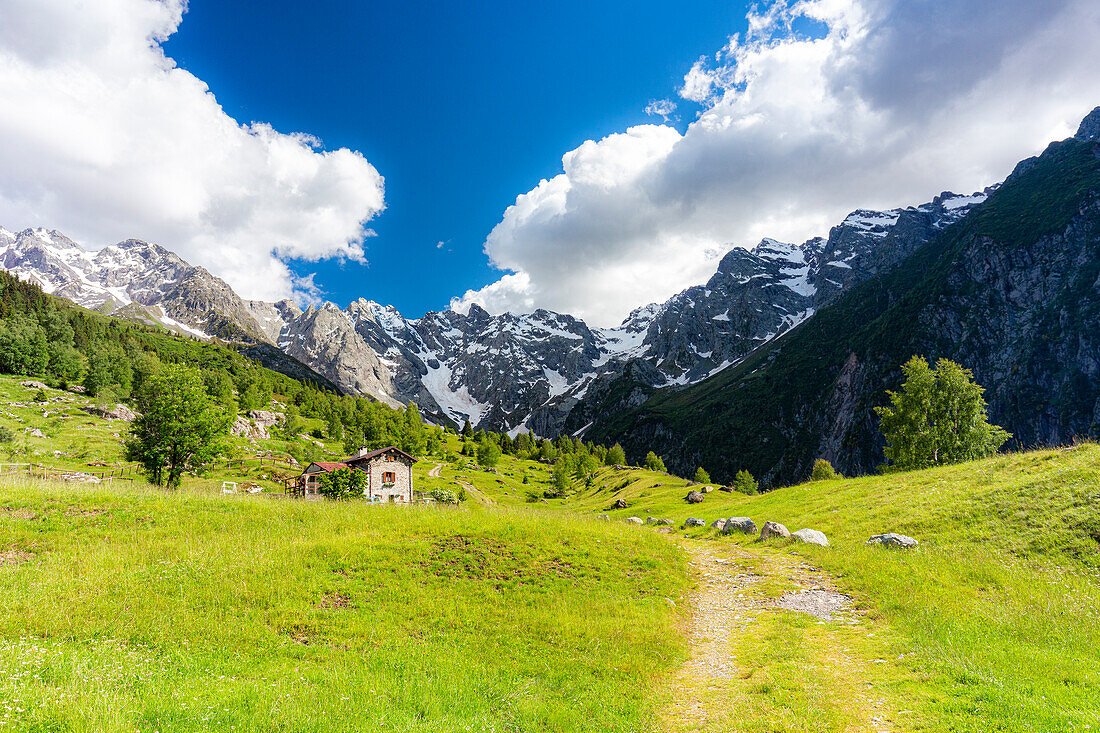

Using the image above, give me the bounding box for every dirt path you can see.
[662,541,906,732]
[457,479,495,506]
[428,462,442,478]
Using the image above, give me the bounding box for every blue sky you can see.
[4,1,1095,327]
[163,1,747,316]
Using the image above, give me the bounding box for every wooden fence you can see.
[0,462,139,484]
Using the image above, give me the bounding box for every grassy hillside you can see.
[490,445,1100,731]
[0,478,687,732]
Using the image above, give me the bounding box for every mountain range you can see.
[3,106,1098,485]
[0,188,990,431]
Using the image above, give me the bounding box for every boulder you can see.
[248,410,283,428]
[710,518,729,531]
[722,517,757,535]
[86,403,138,422]
[791,528,830,547]
[20,380,48,390]
[684,517,706,528]
[24,427,46,439]
[685,490,706,504]
[701,486,714,493]
[625,516,644,525]
[655,518,674,526]
[866,532,919,549]
[718,485,734,492]
[597,514,610,522]
[612,498,628,510]
[759,521,791,541]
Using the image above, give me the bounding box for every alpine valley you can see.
[3,108,1100,485]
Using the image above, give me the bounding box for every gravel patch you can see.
[776,588,851,621]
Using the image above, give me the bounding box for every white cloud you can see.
[463,0,1100,327]
[0,0,385,302]
[644,98,678,121]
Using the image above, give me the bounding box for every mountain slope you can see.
[587,126,1100,486]
[0,230,269,341]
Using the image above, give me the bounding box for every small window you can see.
[382,471,396,486]
[385,455,396,462]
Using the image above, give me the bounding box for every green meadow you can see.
[2,376,1100,731]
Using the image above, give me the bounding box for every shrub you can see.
[732,470,758,495]
[810,459,839,481]
[430,487,459,504]
[0,425,13,444]
[33,388,48,403]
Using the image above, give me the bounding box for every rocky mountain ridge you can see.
[0,187,990,433]
[584,113,1100,484]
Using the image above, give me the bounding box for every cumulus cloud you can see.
[0,0,384,301]
[462,0,1100,327]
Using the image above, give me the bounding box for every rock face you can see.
[791,529,830,547]
[247,410,284,429]
[230,416,269,440]
[722,517,757,535]
[867,533,919,549]
[685,490,706,504]
[584,115,1100,485]
[759,521,791,541]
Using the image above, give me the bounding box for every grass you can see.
[499,445,1100,731]
[0,478,688,731]
[5,372,1100,729]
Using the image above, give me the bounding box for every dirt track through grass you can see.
[663,541,915,733]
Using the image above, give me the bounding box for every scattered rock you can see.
[701,485,713,493]
[684,517,706,528]
[791,528,830,547]
[68,385,86,394]
[866,532,919,548]
[722,517,757,535]
[648,518,674,526]
[597,514,610,522]
[685,490,706,504]
[612,498,628,510]
[759,521,791,541]
[24,428,46,439]
[20,380,48,390]
[710,518,729,531]
[625,516,644,525]
[718,485,733,492]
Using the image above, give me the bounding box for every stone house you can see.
[346,446,417,503]
[292,446,417,502]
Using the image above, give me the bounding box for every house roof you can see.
[345,445,418,464]
[304,462,348,473]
